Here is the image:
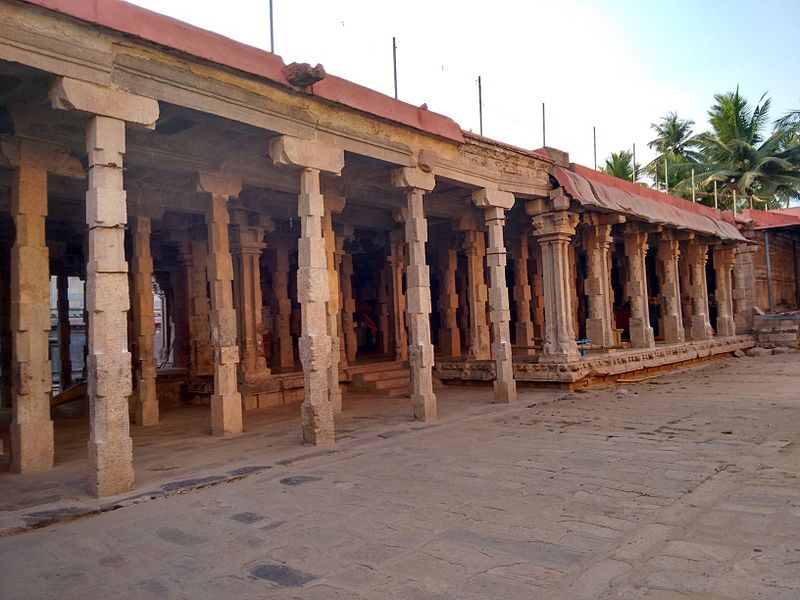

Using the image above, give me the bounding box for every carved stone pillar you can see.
[188,225,213,377]
[713,245,737,337]
[685,240,713,341]
[582,216,616,348]
[323,194,344,414]
[230,210,270,385]
[623,224,655,348]
[129,215,158,426]
[475,189,517,403]
[732,240,756,333]
[0,241,11,408]
[392,168,437,422]
[657,235,685,344]
[462,225,491,360]
[531,247,545,343]
[388,228,407,362]
[268,236,295,371]
[531,211,580,362]
[437,238,461,358]
[198,172,243,436]
[56,272,73,390]
[270,136,344,445]
[170,242,191,370]
[340,251,358,363]
[377,260,391,355]
[511,233,535,354]
[333,234,348,369]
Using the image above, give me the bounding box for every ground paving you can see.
[0,353,799,599]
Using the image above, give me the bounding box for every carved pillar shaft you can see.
[389,230,407,361]
[377,260,391,355]
[657,237,685,344]
[322,207,342,414]
[732,243,755,333]
[340,252,357,363]
[437,240,461,357]
[583,222,615,348]
[713,245,737,337]
[686,241,713,340]
[464,229,490,360]
[511,234,535,353]
[624,226,655,348]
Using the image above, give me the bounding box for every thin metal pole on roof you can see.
[477,76,483,136]
[269,0,274,53]
[691,168,696,203]
[765,230,774,312]
[714,180,718,209]
[632,143,636,183]
[542,103,546,147]
[664,159,669,194]
[392,37,398,99]
[593,126,597,170]
[733,189,737,216]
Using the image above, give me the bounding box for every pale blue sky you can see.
[126,0,799,169]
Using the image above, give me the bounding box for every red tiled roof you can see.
[741,208,800,230]
[22,0,465,143]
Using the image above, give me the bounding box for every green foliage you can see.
[601,149,641,182]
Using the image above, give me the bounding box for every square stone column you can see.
[388,228,408,362]
[340,250,358,363]
[56,272,73,390]
[582,216,617,348]
[0,241,11,409]
[333,234,348,370]
[732,240,756,333]
[462,226,491,360]
[169,240,191,370]
[532,248,545,343]
[531,211,580,362]
[475,189,517,404]
[713,245,737,337]
[322,195,344,415]
[129,215,158,426]
[187,226,213,377]
[437,238,461,358]
[657,235,685,344]
[392,167,437,422]
[85,116,135,495]
[9,152,54,472]
[230,210,270,385]
[623,224,655,348]
[377,260,391,355]
[510,234,535,354]
[685,240,713,341]
[268,235,295,371]
[197,173,243,436]
[270,136,344,445]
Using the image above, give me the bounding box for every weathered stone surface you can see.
[624,224,655,349]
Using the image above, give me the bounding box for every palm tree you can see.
[602,150,641,182]
[646,112,700,195]
[680,88,800,210]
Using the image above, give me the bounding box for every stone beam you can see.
[269,136,344,175]
[50,77,159,128]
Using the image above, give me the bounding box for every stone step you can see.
[372,376,411,391]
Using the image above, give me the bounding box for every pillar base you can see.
[301,402,335,445]
[88,437,134,497]
[716,316,736,338]
[660,316,685,344]
[134,378,159,427]
[411,393,437,422]
[539,351,581,364]
[493,379,517,404]
[691,316,713,341]
[585,319,614,349]
[630,318,655,348]
[10,420,54,473]
[211,391,244,436]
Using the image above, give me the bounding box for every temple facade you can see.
[0,0,762,497]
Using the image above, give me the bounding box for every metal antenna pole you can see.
[632,143,636,182]
[392,37,398,99]
[478,76,483,136]
[691,168,696,203]
[542,103,546,147]
[269,0,274,53]
[664,160,669,194]
[714,180,718,209]
[593,126,597,170]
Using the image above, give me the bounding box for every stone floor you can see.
[1,353,799,599]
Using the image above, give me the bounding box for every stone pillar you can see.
[437,238,461,357]
[511,234,535,353]
[170,246,191,370]
[230,210,270,384]
[333,234,348,369]
[531,211,580,361]
[0,241,11,408]
[462,225,491,360]
[85,116,135,495]
[197,173,243,436]
[9,151,54,472]
[679,249,693,335]
[323,194,344,414]
[269,237,294,371]
[531,248,545,343]
[129,215,158,426]
[732,239,756,333]
[56,273,73,390]
[475,189,517,404]
[713,245,737,337]
[657,235,685,344]
[582,216,616,348]
[392,167,437,421]
[388,228,407,361]
[188,226,213,377]
[623,224,655,348]
[377,260,391,355]
[340,251,358,363]
[270,136,344,445]
[685,240,713,341]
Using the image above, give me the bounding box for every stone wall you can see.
[751,230,800,311]
[752,313,800,352]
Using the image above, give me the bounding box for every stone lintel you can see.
[0,136,85,179]
[472,188,515,210]
[626,221,662,234]
[269,136,344,175]
[391,167,436,192]
[196,171,242,198]
[581,212,626,226]
[524,197,550,216]
[452,210,483,232]
[671,230,696,241]
[49,77,159,128]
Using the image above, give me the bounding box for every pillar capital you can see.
[196,171,242,198]
[472,188,515,210]
[531,211,578,240]
[0,136,85,178]
[269,136,344,175]
[49,77,159,128]
[391,167,436,192]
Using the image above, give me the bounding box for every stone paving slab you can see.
[0,353,799,599]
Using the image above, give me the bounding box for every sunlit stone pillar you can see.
[732,240,756,333]
[56,272,73,390]
[531,210,580,362]
[189,225,213,377]
[475,189,516,403]
[392,167,437,421]
[686,239,713,341]
[323,194,344,414]
[582,215,617,348]
[624,224,655,348]
[511,233,535,354]
[462,223,491,360]
[437,238,461,357]
[713,244,737,337]
[197,172,243,436]
[532,249,545,343]
[230,210,270,385]
[657,234,685,344]
[388,228,407,361]
[270,136,344,445]
[129,215,158,426]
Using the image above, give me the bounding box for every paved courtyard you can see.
[1,353,799,599]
